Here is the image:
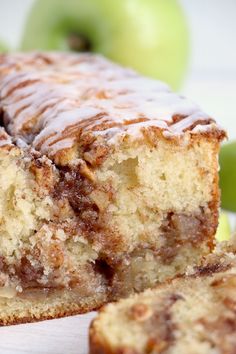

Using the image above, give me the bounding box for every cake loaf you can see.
[0,52,225,325]
[90,239,236,354]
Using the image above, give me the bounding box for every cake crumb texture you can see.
[0,52,225,324]
[90,238,236,354]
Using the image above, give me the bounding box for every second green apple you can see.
[220,141,236,212]
[21,0,188,89]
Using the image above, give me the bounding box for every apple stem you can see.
[67,33,91,52]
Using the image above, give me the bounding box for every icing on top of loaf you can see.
[0,52,224,158]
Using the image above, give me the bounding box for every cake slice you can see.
[90,239,236,354]
[0,52,225,325]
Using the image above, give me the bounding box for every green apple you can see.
[21,0,189,89]
[220,141,236,212]
[215,212,231,242]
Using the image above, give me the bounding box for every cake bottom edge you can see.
[0,290,107,326]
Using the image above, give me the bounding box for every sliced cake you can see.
[0,52,225,324]
[90,239,236,354]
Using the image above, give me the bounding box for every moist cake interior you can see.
[0,52,225,324]
[89,241,236,354]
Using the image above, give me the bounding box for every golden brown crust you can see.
[0,292,107,326]
[1,306,89,327]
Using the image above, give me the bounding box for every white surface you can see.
[0,312,96,354]
[0,1,235,354]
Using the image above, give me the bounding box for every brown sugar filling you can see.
[1,212,216,300]
[159,211,217,264]
[122,294,182,354]
[53,166,99,229]
[52,165,121,252]
[0,164,217,300]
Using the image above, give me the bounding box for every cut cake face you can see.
[90,239,236,354]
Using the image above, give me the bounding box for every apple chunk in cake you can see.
[0,52,225,324]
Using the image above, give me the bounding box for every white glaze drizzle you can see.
[0,52,223,157]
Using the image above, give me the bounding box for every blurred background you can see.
[0,0,236,139]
